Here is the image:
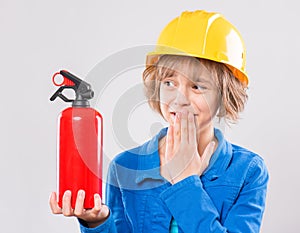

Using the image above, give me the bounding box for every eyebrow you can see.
[193,77,213,85]
[164,70,215,86]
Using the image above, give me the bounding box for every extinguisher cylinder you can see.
[57,107,103,209]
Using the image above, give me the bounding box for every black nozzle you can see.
[50,70,94,107]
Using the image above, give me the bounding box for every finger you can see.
[92,194,110,221]
[173,112,181,151]
[92,193,102,213]
[165,125,174,161]
[49,192,62,214]
[181,110,188,144]
[62,190,74,216]
[188,112,196,146]
[74,190,85,216]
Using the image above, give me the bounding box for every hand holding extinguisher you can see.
[49,70,104,211]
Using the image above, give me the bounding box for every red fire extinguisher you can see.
[50,70,103,209]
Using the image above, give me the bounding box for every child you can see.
[50,10,268,232]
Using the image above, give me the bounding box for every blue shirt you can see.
[80,128,268,233]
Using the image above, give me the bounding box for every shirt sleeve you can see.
[79,213,116,233]
[159,157,269,233]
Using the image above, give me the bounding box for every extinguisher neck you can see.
[72,99,90,107]
[73,88,93,107]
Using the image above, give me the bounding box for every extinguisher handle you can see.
[50,86,76,102]
[59,70,82,87]
[59,70,92,92]
[50,70,94,106]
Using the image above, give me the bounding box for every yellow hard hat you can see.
[146,10,248,87]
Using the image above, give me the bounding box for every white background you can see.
[1,0,299,232]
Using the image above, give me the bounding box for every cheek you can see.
[193,93,220,117]
[159,102,168,116]
[159,87,176,109]
[160,88,172,103]
[159,89,171,118]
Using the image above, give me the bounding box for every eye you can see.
[192,84,207,91]
[163,80,175,87]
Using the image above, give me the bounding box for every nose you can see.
[174,87,190,107]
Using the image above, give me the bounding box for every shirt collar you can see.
[135,127,232,184]
[135,128,167,184]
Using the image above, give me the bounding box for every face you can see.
[159,63,220,132]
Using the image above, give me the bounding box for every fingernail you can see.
[94,193,101,201]
[65,190,71,196]
[78,190,84,197]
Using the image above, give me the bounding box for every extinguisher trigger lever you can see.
[50,86,76,102]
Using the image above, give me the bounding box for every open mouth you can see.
[170,112,198,118]
[170,112,198,116]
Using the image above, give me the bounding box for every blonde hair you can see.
[142,55,248,123]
